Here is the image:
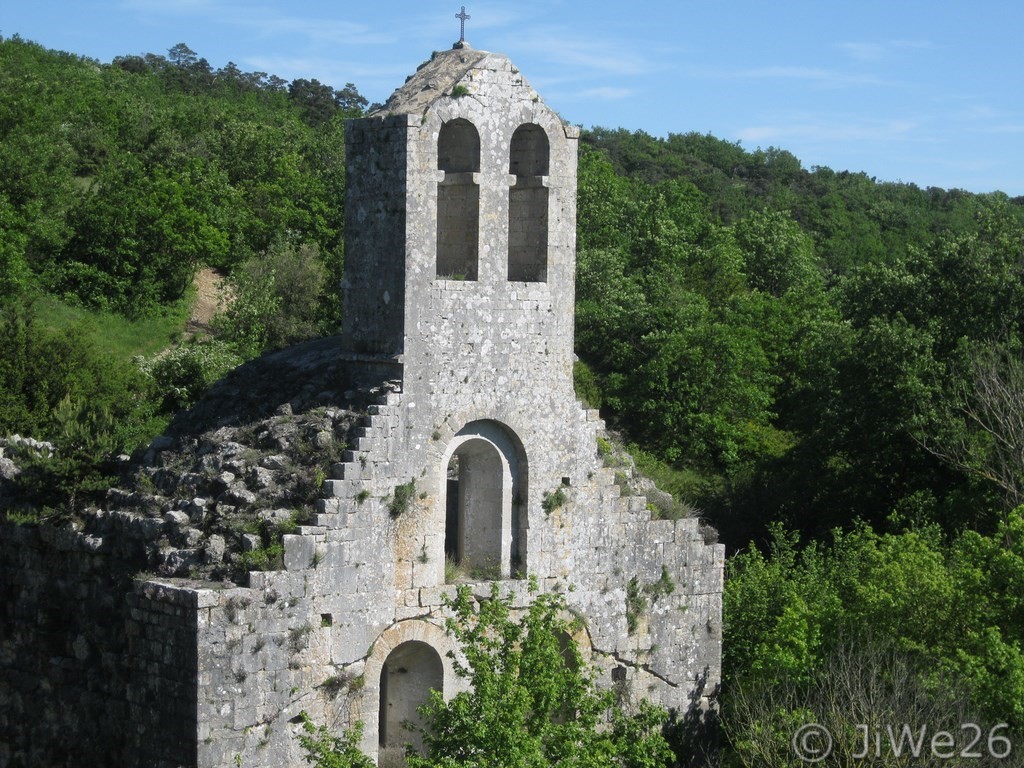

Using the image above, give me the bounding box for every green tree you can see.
[0,194,30,298]
[920,339,1024,515]
[215,241,330,359]
[723,640,996,768]
[623,315,776,470]
[734,209,821,299]
[137,339,242,413]
[723,516,1024,730]
[289,78,343,125]
[0,299,145,439]
[0,300,157,512]
[167,42,198,69]
[295,714,375,768]
[406,584,674,768]
[333,82,369,116]
[58,155,228,315]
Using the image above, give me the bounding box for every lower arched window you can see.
[378,640,443,757]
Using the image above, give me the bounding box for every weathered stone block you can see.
[283,534,315,571]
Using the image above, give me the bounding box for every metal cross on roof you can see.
[456,6,471,43]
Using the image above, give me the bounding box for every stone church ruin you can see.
[0,41,723,768]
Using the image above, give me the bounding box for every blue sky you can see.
[6,1,1023,195]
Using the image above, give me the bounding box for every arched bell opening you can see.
[508,123,550,282]
[436,118,480,280]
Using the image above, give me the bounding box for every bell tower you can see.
[341,44,580,404]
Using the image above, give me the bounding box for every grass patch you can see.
[573,359,602,409]
[240,541,284,572]
[627,442,711,512]
[2,507,50,526]
[445,555,466,583]
[444,555,502,583]
[388,479,416,517]
[648,565,675,602]
[469,561,502,581]
[32,291,194,363]
[625,576,646,634]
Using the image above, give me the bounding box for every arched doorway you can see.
[442,421,528,579]
[378,640,443,756]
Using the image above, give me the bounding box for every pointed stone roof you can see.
[370,45,546,120]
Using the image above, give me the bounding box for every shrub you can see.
[541,486,567,515]
[298,587,675,768]
[7,395,123,513]
[239,541,284,572]
[0,299,157,510]
[574,359,603,409]
[295,713,374,768]
[215,241,329,359]
[0,298,147,438]
[137,338,242,412]
[388,479,416,517]
[723,516,1024,731]
[721,640,994,768]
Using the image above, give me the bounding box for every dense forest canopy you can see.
[576,127,1024,540]
[3,34,1024,762]
[0,35,362,315]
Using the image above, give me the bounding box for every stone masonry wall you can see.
[342,115,409,357]
[1,410,723,768]
[0,523,199,768]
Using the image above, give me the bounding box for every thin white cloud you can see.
[890,39,937,51]
[962,104,1003,121]
[838,42,885,62]
[119,0,394,46]
[244,54,406,87]
[512,29,653,76]
[951,103,1024,134]
[234,14,394,46]
[980,124,1024,135]
[118,0,231,13]
[119,0,199,8]
[838,39,937,61]
[577,87,632,100]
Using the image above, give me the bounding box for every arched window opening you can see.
[437,119,480,280]
[378,641,443,758]
[509,124,549,176]
[438,119,480,173]
[442,421,527,581]
[508,124,549,282]
[556,630,579,672]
